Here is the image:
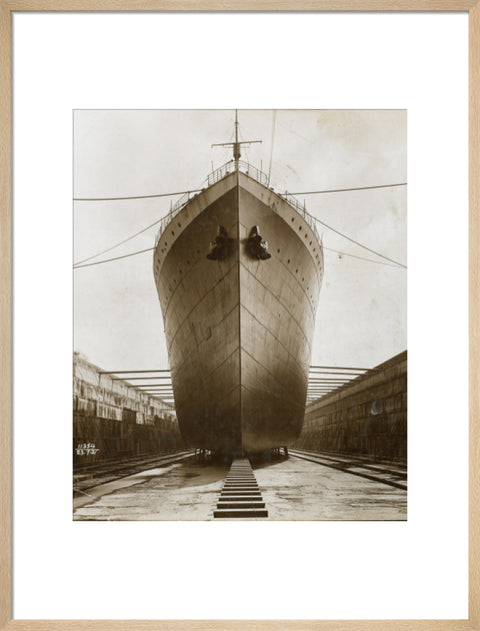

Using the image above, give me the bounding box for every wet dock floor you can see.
[73,455,406,521]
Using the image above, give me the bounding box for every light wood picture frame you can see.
[1,2,478,629]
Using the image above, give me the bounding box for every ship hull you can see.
[154,170,323,454]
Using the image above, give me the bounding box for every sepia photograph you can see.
[73,109,407,521]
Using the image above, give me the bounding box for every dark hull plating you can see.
[153,170,323,454]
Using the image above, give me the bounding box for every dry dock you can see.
[73,451,406,521]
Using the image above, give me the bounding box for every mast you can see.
[212,109,262,170]
[233,109,241,166]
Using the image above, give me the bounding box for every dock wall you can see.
[73,354,184,468]
[293,351,407,462]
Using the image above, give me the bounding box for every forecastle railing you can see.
[155,160,321,248]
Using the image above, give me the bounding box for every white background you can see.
[13,12,468,620]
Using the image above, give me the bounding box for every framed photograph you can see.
[1,3,478,630]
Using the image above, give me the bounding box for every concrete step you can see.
[213,508,268,518]
[217,502,265,509]
[225,475,256,482]
[226,479,256,482]
[225,476,255,479]
[214,457,268,519]
[220,497,262,503]
[220,491,261,496]
[222,486,260,493]
[223,486,259,490]
[226,476,256,480]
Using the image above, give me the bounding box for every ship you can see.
[153,112,324,456]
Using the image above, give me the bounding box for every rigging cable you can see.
[322,246,403,268]
[238,124,250,164]
[267,110,276,186]
[73,247,154,269]
[74,189,201,202]
[73,242,402,271]
[73,207,406,270]
[305,209,407,269]
[73,181,406,203]
[74,217,164,266]
[288,182,406,195]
